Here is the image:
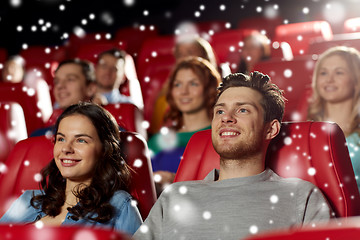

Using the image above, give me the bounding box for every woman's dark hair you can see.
[31,102,131,223]
[164,56,221,130]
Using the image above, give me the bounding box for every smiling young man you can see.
[133,71,331,240]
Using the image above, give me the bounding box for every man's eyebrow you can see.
[214,102,258,109]
[65,73,81,78]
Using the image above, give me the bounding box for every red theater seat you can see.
[273,21,333,56]
[45,103,146,139]
[66,32,114,58]
[0,102,27,163]
[0,82,52,135]
[184,20,228,36]
[136,35,176,82]
[0,131,156,220]
[174,122,360,217]
[19,45,67,88]
[238,16,283,39]
[243,218,360,240]
[139,55,175,123]
[211,29,256,71]
[344,17,360,33]
[75,41,118,64]
[253,55,316,121]
[104,103,147,139]
[0,224,129,240]
[309,32,360,55]
[115,25,159,59]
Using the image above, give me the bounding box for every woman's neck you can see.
[64,180,89,206]
[324,99,353,134]
[179,109,211,132]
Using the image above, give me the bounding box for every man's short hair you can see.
[97,48,126,63]
[56,59,96,84]
[217,71,286,123]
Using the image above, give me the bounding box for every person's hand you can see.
[92,93,108,106]
[153,170,176,196]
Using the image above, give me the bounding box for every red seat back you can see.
[66,32,114,58]
[273,21,333,56]
[104,103,147,139]
[211,29,256,71]
[253,55,316,121]
[136,35,176,82]
[0,82,51,135]
[0,102,27,163]
[0,224,129,240]
[75,42,118,64]
[309,32,360,55]
[238,16,283,39]
[174,122,360,217]
[114,25,159,60]
[344,17,360,33]
[0,131,156,219]
[244,218,360,240]
[19,45,67,90]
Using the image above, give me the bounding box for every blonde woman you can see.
[308,46,360,190]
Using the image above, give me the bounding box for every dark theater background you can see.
[1,0,360,54]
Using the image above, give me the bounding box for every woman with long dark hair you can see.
[0,102,142,234]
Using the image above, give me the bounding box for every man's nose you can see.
[221,112,236,123]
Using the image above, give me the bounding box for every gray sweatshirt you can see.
[133,168,331,240]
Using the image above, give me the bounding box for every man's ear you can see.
[86,82,97,98]
[265,119,281,140]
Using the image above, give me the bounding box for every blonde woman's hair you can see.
[307,46,360,136]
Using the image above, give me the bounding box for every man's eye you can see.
[56,137,65,142]
[239,108,248,113]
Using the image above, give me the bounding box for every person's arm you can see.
[0,191,39,223]
[298,183,332,224]
[132,195,164,240]
[112,192,143,235]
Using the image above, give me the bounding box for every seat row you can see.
[0,121,359,238]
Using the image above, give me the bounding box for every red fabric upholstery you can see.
[0,102,27,162]
[308,32,360,55]
[192,20,228,35]
[74,41,118,64]
[0,224,129,240]
[237,16,283,39]
[0,82,48,135]
[115,25,159,59]
[273,21,333,56]
[139,55,175,123]
[211,29,257,70]
[66,32,114,58]
[19,45,67,89]
[344,17,360,33]
[253,55,316,121]
[136,35,176,82]
[104,103,147,138]
[47,103,144,135]
[243,218,360,240]
[0,131,156,219]
[174,122,360,217]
